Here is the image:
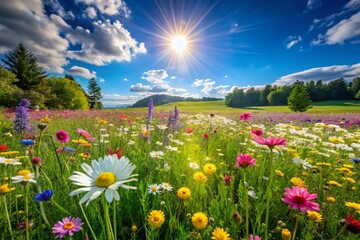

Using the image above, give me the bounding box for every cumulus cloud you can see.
[141,69,168,84]
[273,63,360,85]
[0,0,69,73]
[286,36,302,49]
[44,0,75,19]
[130,83,152,92]
[66,19,147,65]
[67,65,96,78]
[86,7,97,19]
[192,79,214,87]
[312,12,360,45]
[102,93,139,106]
[201,84,230,96]
[75,0,131,17]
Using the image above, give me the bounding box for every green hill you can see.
[131,94,221,107]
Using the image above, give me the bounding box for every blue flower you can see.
[63,147,76,153]
[351,158,360,164]
[34,189,54,202]
[20,139,35,146]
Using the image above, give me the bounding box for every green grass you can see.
[124,100,360,114]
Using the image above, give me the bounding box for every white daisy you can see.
[0,157,21,165]
[11,170,36,183]
[148,184,162,195]
[69,155,138,206]
[161,182,173,191]
[293,158,312,169]
[150,151,164,159]
[189,162,199,170]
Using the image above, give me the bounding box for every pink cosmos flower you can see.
[250,234,261,240]
[77,129,95,142]
[235,154,256,168]
[239,112,252,121]
[55,130,69,143]
[52,217,83,238]
[282,186,319,213]
[254,137,286,148]
[251,129,264,138]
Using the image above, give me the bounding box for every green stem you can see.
[25,184,29,240]
[3,196,14,240]
[264,149,274,240]
[35,165,51,229]
[244,170,249,240]
[79,204,97,240]
[103,195,114,240]
[49,135,63,171]
[51,199,73,215]
[113,201,117,239]
[331,222,348,240]
[292,214,299,240]
[36,129,44,157]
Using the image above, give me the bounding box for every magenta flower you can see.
[52,217,83,238]
[239,112,252,121]
[77,129,95,142]
[203,133,209,139]
[235,154,256,168]
[55,130,69,143]
[250,234,261,240]
[224,175,232,186]
[282,186,319,213]
[251,129,264,138]
[254,137,286,148]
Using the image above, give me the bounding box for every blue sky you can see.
[1,0,360,107]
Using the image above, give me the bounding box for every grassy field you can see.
[124,100,360,114]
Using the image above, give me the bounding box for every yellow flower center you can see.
[153,216,160,222]
[63,222,75,230]
[151,186,158,192]
[95,172,116,187]
[5,159,11,163]
[18,170,31,176]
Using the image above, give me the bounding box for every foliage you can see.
[267,86,291,106]
[0,66,23,107]
[352,77,360,96]
[46,77,89,110]
[132,94,222,108]
[356,90,360,99]
[1,43,47,90]
[288,84,312,112]
[87,78,103,109]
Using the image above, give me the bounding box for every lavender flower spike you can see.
[14,98,31,134]
[147,98,154,120]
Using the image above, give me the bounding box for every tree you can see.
[0,66,23,107]
[352,77,360,98]
[87,78,103,109]
[288,84,312,112]
[2,43,47,90]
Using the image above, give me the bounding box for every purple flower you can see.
[52,217,83,238]
[147,98,154,120]
[14,99,30,133]
[351,158,360,164]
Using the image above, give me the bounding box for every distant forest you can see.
[131,94,222,107]
[225,78,360,108]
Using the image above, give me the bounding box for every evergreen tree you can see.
[87,78,103,109]
[288,84,312,112]
[2,43,47,90]
[352,77,360,98]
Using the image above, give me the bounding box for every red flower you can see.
[108,148,123,159]
[185,128,193,134]
[255,137,286,148]
[342,214,360,234]
[119,114,128,120]
[224,175,232,186]
[251,129,264,138]
[128,120,135,125]
[203,133,209,139]
[239,113,252,121]
[0,145,9,151]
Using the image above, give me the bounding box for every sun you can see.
[171,35,187,53]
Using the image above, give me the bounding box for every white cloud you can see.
[192,79,213,87]
[75,0,131,17]
[286,36,302,49]
[99,78,105,82]
[305,0,322,12]
[201,84,230,96]
[130,83,152,92]
[313,12,360,45]
[123,78,128,81]
[66,19,147,65]
[141,69,168,84]
[0,0,69,73]
[102,93,139,106]
[44,0,75,20]
[86,7,97,19]
[345,0,360,9]
[67,65,96,78]
[273,63,360,85]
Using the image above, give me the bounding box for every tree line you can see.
[0,43,103,110]
[225,78,360,108]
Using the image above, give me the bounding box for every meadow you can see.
[0,101,360,240]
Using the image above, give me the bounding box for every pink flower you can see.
[203,133,209,139]
[77,129,95,142]
[251,129,264,138]
[282,186,319,213]
[52,216,83,238]
[235,154,256,168]
[55,130,69,143]
[250,234,261,240]
[254,137,286,148]
[239,112,252,121]
[224,175,232,186]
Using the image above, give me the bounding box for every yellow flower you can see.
[203,163,216,175]
[345,202,360,213]
[281,228,291,240]
[326,197,336,203]
[307,210,322,222]
[193,172,207,183]
[290,177,307,187]
[41,114,51,123]
[351,187,356,191]
[142,131,151,137]
[344,177,356,184]
[97,118,109,124]
[275,170,284,177]
[337,167,350,173]
[211,227,231,240]
[329,137,344,143]
[302,172,308,177]
[327,181,342,187]
[177,187,191,200]
[0,151,20,155]
[147,210,165,228]
[191,212,208,229]
[0,183,15,195]
[316,162,331,167]
[131,225,137,232]
[343,164,354,169]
